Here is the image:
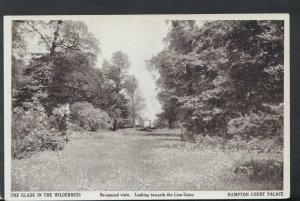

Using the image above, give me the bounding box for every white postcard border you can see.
[4,14,290,200]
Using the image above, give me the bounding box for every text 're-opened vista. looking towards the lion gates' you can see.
[6,15,289,199]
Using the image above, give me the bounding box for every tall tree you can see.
[12,20,102,114]
[103,51,130,93]
[156,91,180,129]
[150,20,284,139]
[124,75,145,127]
[18,20,100,61]
[100,51,131,120]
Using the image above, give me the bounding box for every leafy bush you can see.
[49,104,71,135]
[12,100,67,159]
[180,131,196,142]
[182,108,228,138]
[70,102,112,131]
[227,105,283,139]
[234,159,283,183]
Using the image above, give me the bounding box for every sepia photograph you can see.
[4,14,290,200]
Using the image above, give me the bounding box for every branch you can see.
[60,43,80,50]
[25,21,51,51]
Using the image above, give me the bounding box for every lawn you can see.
[11,128,283,191]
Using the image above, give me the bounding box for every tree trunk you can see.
[168,119,174,129]
[50,20,62,55]
[133,113,136,128]
[132,94,135,128]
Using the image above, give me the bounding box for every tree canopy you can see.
[149,20,284,139]
[12,20,145,124]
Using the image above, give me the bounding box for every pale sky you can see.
[85,19,170,121]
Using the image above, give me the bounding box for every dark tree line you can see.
[149,20,284,140]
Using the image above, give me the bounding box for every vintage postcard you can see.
[4,14,290,200]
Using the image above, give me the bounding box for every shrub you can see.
[227,105,283,139]
[49,104,71,136]
[180,131,196,142]
[12,101,67,159]
[234,159,283,183]
[70,102,112,131]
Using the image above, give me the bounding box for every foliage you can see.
[227,104,283,139]
[235,159,283,183]
[156,91,181,128]
[12,19,143,137]
[16,20,100,57]
[149,20,284,140]
[12,56,27,90]
[12,99,67,159]
[152,119,169,129]
[70,102,112,131]
[11,20,108,158]
[13,51,102,114]
[102,51,130,93]
[96,51,144,121]
[49,104,71,135]
[124,75,146,126]
[12,20,102,113]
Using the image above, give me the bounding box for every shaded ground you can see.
[12,129,282,191]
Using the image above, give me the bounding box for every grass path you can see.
[12,129,282,191]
